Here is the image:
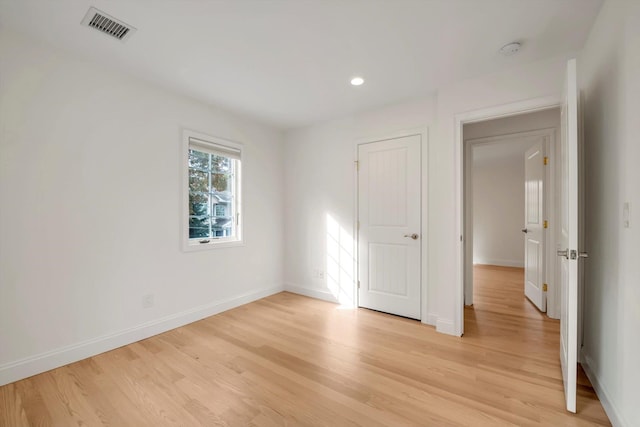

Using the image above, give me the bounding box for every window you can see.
[183,130,242,250]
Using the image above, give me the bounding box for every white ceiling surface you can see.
[0,0,602,129]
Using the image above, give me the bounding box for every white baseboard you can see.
[473,259,524,268]
[284,283,339,304]
[424,313,438,326]
[581,352,628,427]
[287,284,443,335]
[436,318,460,336]
[0,285,284,387]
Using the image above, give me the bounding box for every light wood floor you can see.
[1,266,610,426]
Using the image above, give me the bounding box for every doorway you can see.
[462,108,561,317]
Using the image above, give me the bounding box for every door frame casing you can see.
[463,128,558,317]
[354,128,429,323]
[454,96,561,336]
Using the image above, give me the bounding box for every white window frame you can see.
[182,129,243,251]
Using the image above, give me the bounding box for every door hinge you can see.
[543,283,548,292]
[355,160,359,171]
[543,220,548,229]
[358,280,361,289]
[544,156,549,165]
[357,220,360,231]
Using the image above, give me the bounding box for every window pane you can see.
[189,149,210,171]
[211,155,232,173]
[211,173,231,192]
[189,169,209,194]
[210,191,232,218]
[189,192,209,216]
[189,216,210,238]
[213,204,227,217]
[212,216,233,236]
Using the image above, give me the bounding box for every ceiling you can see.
[0,0,602,129]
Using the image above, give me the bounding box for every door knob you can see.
[404,233,419,240]
[579,252,589,258]
[557,249,569,259]
[521,228,528,233]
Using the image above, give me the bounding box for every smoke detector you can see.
[81,7,136,42]
[499,42,522,56]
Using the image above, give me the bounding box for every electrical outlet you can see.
[142,294,154,309]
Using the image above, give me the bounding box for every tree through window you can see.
[183,131,242,249]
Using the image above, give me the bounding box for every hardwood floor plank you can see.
[0,265,610,426]
[0,383,30,427]
[13,379,52,427]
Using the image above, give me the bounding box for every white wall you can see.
[579,1,640,425]
[471,147,526,267]
[283,99,435,316]
[0,30,284,385]
[283,53,574,336]
[284,54,573,335]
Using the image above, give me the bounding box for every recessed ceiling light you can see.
[350,77,364,86]
[499,42,522,56]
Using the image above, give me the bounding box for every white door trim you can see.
[463,128,558,317]
[454,96,561,336]
[354,127,429,323]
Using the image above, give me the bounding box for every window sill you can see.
[183,238,244,252]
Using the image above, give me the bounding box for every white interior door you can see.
[523,140,546,311]
[358,135,421,319]
[559,58,580,413]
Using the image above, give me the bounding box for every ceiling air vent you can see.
[81,7,136,42]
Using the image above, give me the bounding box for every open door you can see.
[558,58,584,413]
[523,140,546,311]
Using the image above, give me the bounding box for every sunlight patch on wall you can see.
[326,214,355,307]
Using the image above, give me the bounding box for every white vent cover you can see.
[81,7,136,42]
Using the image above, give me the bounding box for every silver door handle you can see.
[557,249,589,260]
[521,228,528,233]
[404,233,419,240]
